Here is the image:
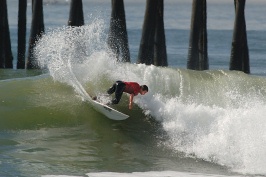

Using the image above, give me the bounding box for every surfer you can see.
[107,81,148,109]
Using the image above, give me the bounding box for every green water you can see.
[0,70,236,177]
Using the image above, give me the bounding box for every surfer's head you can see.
[140,85,148,95]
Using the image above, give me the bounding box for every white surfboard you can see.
[89,99,129,120]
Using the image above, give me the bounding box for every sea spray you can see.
[156,72,266,175]
[35,20,266,175]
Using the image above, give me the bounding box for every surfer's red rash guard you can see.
[123,82,141,96]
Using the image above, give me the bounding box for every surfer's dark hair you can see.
[141,85,148,92]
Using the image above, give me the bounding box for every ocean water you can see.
[1,0,266,177]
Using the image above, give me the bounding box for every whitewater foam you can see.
[35,20,266,175]
[43,171,244,177]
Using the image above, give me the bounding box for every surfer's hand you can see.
[129,102,132,109]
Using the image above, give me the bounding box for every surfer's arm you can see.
[129,94,134,109]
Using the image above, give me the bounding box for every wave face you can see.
[30,20,266,175]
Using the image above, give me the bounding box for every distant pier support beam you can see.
[107,0,130,62]
[137,0,157,65]
[68,0,84,27]
[187,0,208,70]
[27,0,45,69]
[0,0,13,68]
[230,0,250,74]
[154,0,167,66]
[17,0,27,69]
[138,0,167,66]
